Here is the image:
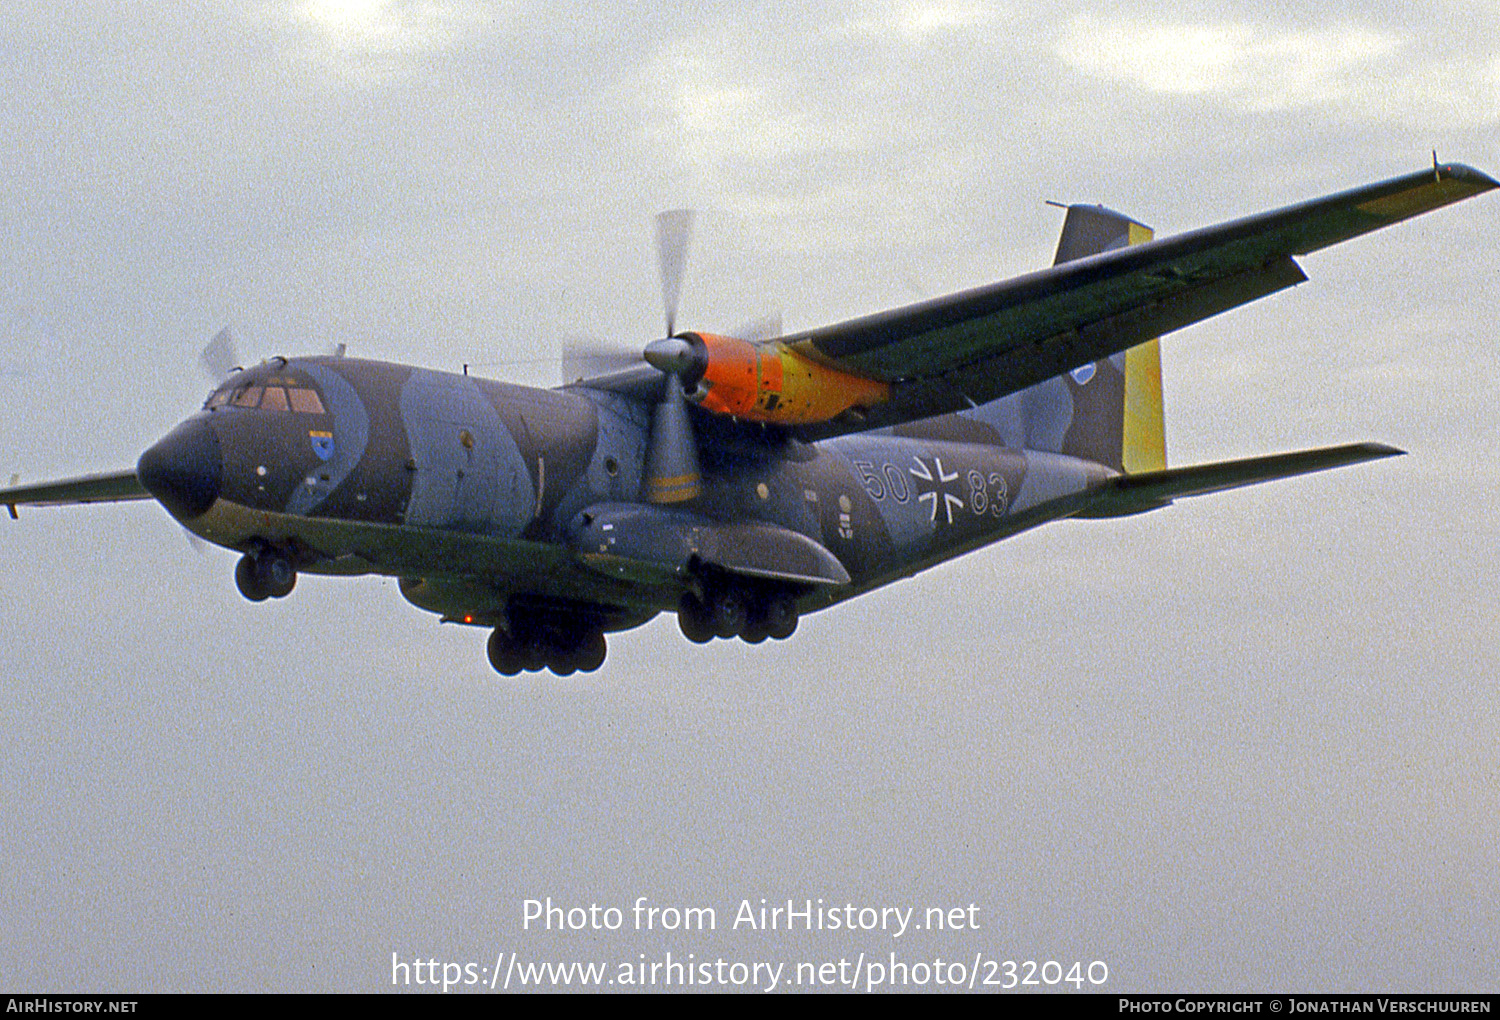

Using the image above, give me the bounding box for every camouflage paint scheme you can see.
[2,162,1495,673]
[162,352,1104,618]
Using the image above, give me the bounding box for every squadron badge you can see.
[309,429,334,461]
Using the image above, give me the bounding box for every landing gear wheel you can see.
[487,629,524,676]
[708,588,748,639]
[544,629,607,676]
[678,596,715,644]
[236,550,296,601]
[762,591,799,640]
[575,632,607,672]
[492,603,615,677]
[234,554,268,602]
[521,639,548,673]
[550,653,579,677]
[253,552,297,599]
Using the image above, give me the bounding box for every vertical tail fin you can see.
[981,204,1166,472]
[1122,334,1166,474]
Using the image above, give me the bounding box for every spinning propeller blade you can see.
[559,338,641,383]
[198,327,240,383]
[727,312,782,344]
[655,209,694,338]
[643,210,704,502]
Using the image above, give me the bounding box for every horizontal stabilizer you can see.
[1076,442,1403,518]
[2,469,150,518]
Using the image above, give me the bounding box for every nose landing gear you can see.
[234,547,297,601]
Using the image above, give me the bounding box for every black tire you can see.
[763,592,798,640]
[235,554,269,602]
[487,629,524,676]
[544,633,580,677]
[678,596,715,644]
[708,588,748,639]
[575,632,607,672]
[252,552,297,599]
[521,639,548,673]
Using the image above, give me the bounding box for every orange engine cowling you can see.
[682,332,889,426]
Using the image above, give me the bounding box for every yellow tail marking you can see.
[1122,221,1166,473]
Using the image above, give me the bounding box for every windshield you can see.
[205,379,326,414]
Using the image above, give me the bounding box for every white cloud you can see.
[633,38,871,210]
[845,0,1002,43]
[281,0,500,79]
[1057,16,1399,106]
[1055,15,1500,128]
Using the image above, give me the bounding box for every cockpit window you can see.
[206,378,328,414]
[232,385,263,408]
[288,388,325,414]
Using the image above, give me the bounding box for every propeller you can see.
[726,312,782,345]
[642,209,704,504]
[640,218,788,502]
[185,326,242,554]
[559,211,782,502]
[199,327,348,386]
[199,326,241,383]
[180,524,209,556]
[655,209,694,337]
[558,338,640,382]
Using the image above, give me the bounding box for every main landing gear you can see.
[487,625,608,678]
[234,547,297,602]
[677,581,799,646]
[481,598,645,678]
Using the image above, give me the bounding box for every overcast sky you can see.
[1,0,1497,994]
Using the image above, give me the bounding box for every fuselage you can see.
[136,355,1119,633]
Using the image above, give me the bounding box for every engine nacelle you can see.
[677,332,889,425]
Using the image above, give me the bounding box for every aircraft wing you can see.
[758,162,1491,440]
[1,469,150,518]
[1074,442,1404,518]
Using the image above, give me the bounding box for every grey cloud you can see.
[1,0,1496,992]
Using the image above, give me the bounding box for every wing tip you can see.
[1352,441,1406,460]
[1437,162,1499,191]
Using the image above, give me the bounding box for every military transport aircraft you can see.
[3,162,1495,675]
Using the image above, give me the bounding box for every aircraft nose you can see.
[136,417,223,520]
